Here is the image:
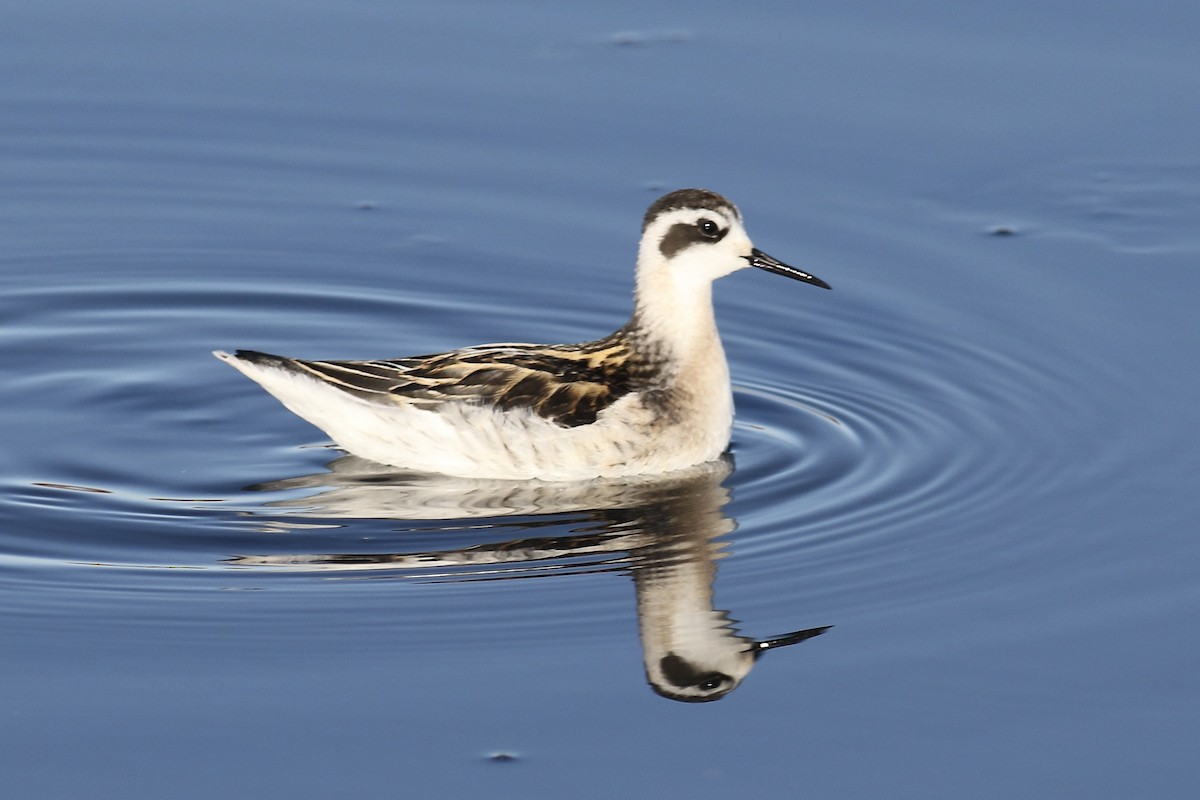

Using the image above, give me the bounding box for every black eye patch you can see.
[658,220,726,258]
[659,653,731,690]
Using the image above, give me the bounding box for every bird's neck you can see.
[628,272,722,360]
[622,274,730,403]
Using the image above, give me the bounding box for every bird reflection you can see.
[229,454,830,702]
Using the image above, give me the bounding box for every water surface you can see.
[3,2,1199,798]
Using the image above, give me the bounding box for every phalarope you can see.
[215,189,830,481]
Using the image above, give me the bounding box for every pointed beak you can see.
[748,625,832,657]
[747,248,831,290]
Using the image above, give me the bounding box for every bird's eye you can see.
[697,219,721,239]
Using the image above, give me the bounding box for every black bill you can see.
[747,625,833,658]
[748,248,831,290]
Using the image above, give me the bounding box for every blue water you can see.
[4,1,1200,797]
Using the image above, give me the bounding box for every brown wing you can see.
[232,336,642,428]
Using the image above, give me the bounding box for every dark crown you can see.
[642,189,739,232]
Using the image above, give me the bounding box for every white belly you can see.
[227,357,733,481]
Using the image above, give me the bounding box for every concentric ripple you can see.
[712,285,1096,617]
[0,239,1103,645]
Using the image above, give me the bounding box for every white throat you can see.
[631,241,726,365]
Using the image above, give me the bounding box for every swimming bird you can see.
[214,188,830,481]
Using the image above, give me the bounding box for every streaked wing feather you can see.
[243,337,642,427]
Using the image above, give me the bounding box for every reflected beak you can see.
[747,248,831,290]
[748,625,832,657]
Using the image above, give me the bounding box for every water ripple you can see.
[0,241,1102,643]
